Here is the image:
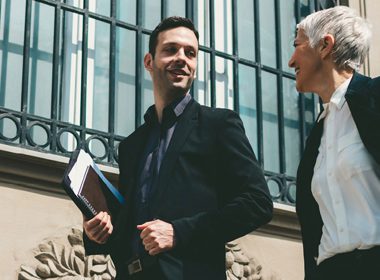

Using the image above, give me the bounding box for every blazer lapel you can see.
[150,100,200,212]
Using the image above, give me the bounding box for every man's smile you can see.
[167,68,189,76]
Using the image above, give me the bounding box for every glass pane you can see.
[142,0,161,30]
[86,18,110,131]
[215,57,234,109]
[280,0,296,72]
[237,0,255,61]
[193,51,211,106]
[58,11,83,125]
[141,34,154,123]
[194,0,210,47]
[28,2,55,118]
[214,0,232,54]
[304,93,317,136]
[318,0,336,10]
[0,0,25,111]
[262,71,279,172]
[239,64,257,153]
[259,0,276,68]
[89,0,110,17]
[166,0,186,17]
[283,77,300,177]
[65,0,84,9]
[115,28,136,136]
[300,0,313,19]
[117,0,136,24]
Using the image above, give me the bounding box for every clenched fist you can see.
[83,211,113,244]
[137,219,175,256]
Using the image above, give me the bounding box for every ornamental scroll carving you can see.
[18,228,269,280]
[18,228,115,280]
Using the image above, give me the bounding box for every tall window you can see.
[0,0,336,205]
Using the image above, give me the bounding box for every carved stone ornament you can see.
[18,228,265,280]
[225,242,263,280]
[18,228,116,280]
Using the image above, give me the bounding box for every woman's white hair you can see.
[297,6,372,71]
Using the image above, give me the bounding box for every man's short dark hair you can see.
[149,16,199,58]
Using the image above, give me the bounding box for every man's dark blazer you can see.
[84,99,273,280]
[296,72,380,279]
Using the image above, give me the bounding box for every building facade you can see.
[1,0,378,279]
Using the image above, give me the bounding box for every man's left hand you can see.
[137,219,175,256]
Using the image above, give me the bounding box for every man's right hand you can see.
[83,211,113,244]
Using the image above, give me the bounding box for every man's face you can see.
[288,29,323,93]
[145,27,198,98]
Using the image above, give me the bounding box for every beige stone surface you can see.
[1,183,82,280]
[365,0,380,77]
[348,0,380,77]
[236,232,304,280]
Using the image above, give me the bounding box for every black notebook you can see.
[62,149,125,219]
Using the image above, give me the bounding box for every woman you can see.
[289,6,380,280]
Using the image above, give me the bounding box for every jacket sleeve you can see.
[83,140,130,256]
[83,231,112,255]
[171,110,273,249]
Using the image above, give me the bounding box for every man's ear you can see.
[144,53,153,72]
[320,34,335,59]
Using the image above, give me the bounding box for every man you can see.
[83,16,273,280]
[289,6,380,280]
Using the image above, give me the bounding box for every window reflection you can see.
[194,0,210,47]
[89,0,110,17]
[142,0,161,30]
[193,51,211,106]
[283,77,300,177]
[0,0,25,111]
[65,0,84,9]
[115,28,136,136]
[304,93,317,136]
[117,0,136,24]
[166,0,186,17]
[300,0,313,19]
[58,11,83,126]
[28,2,54,118]
[215,57,233,110]
[280,0,296,72]
[259,0,277,68]
[141,34,154,123]
[262,71,280,172]
[214,0,233,54]
[86,18,110,132]
[237,0,255,62]
[239,64,257,153]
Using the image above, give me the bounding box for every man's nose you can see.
[288,55,295,68]
[174,48,186,62]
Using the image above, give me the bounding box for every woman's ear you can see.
[320,34,335,59]
[144,53,153,72]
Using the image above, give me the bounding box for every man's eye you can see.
[165,47,177,53]
[186,50,196,57]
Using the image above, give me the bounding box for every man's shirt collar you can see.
[144,93,192,127]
